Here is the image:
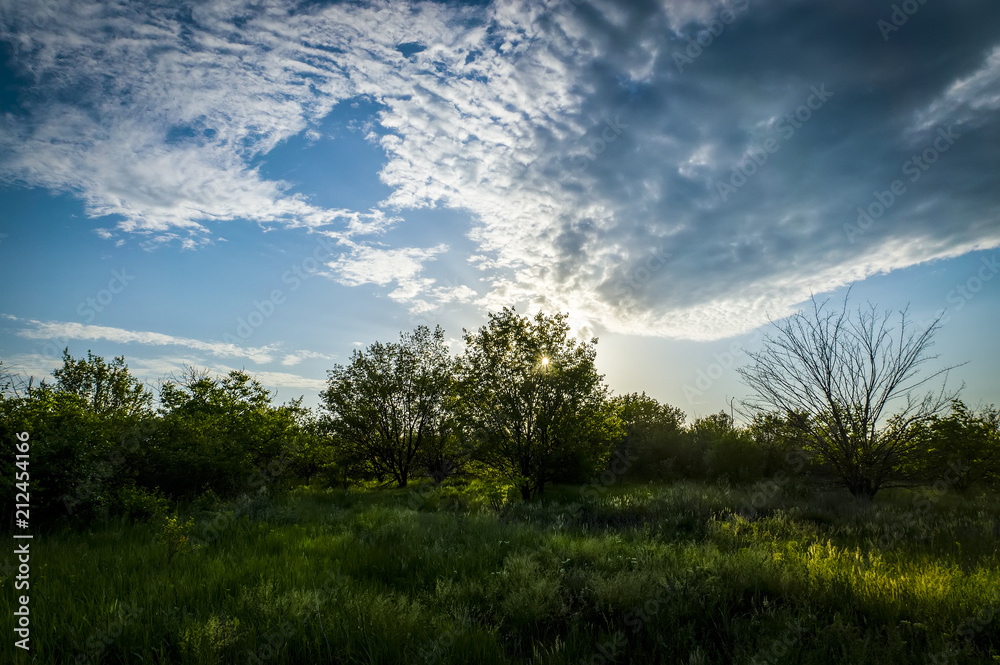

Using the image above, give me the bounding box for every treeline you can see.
[2,307,999,529]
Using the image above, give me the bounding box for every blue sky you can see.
[1,0,998,418]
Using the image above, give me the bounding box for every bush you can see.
[111,485,170,522]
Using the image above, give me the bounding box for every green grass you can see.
[3,481,999,664]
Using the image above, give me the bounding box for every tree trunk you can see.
[846,474,876,500]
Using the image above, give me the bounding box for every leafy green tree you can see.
[418,429,472,485]
[320,325,456,488]
[149,369,300,498]
[610,392,685,481]
[2,383,102,526]
[745,410,814,477]
[1,352,154,527]
[918,400,1000,490]
[459,308,620,499]
[689,411,743,481]
[52,349,152,420]
[282,406,339,485]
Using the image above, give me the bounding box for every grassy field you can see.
[3,480,999,664]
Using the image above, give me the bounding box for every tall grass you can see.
[2,481,997,664]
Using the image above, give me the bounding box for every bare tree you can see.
[0,361,34,399]
[738,294,960,499]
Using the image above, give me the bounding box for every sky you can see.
[1,0,998,420]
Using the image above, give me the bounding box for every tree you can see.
[459,308,620,499]
[738,295,958,498]
[150,368,300,498]
[610,392,685,481]
[918,400,1000,490]
[282,406,340,486]
[320,325,456,488]
[0,352,154,526]
[0,360,34,399]
[52,349,152,420]
[690,411,749,482]
[745,410,814,477]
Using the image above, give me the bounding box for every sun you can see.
[540,356,550,366]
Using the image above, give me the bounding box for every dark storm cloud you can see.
[545,0,1000,335]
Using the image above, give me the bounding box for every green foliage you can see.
[321,325,457,488]
[693,411,813,485]
[597,399,814,488]
[611,392,686,481]
[1,354,317,527]
[739,296,958,498]
[158,512,195,562]
[52,348,152,420]
[459,308,622,498]
[0,351,153,528]
[745,410,814,474]
[147,369,301,499]
[113,484,171,522]
[275,405,338,486]
[916,400,1000,489]
[3,484,998,664]
[465,477,520,514]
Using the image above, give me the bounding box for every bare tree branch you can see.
[738,294,963,498]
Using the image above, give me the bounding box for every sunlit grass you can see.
[2,481,997,663]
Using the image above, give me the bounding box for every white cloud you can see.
[280,350,338,367]
[2,1,999,342]
[121,357,327,393]
[327,243,448,303]
[11,316,279,364]
[4,314,337,374]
